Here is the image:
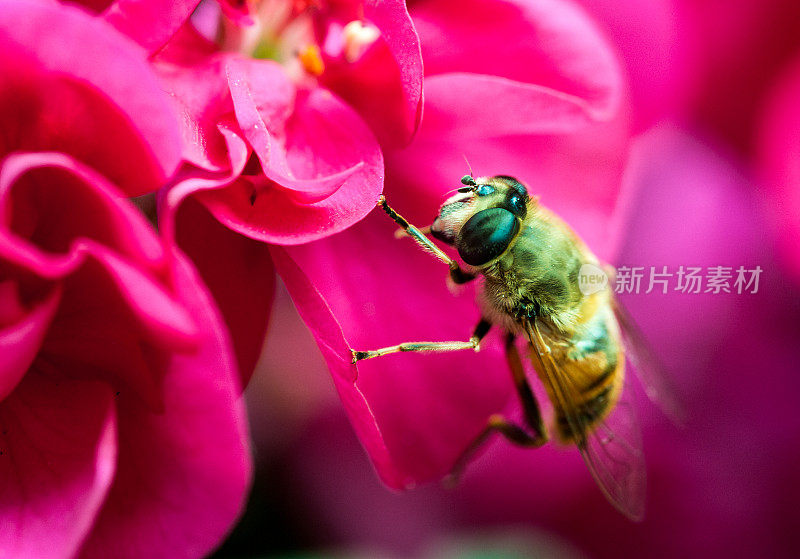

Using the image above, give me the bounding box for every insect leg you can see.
[378,196,475,284]
[351,318,491,364]
[446,412,548,486]
[505,333,547,441]
[446,336,548,485]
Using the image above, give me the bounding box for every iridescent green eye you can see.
[476,184,495,196]
[456,207,519,265]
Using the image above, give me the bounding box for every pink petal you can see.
[412,0,624,120]
[0,0,181,196]
[675,0,800,152]
[225,58,375,203]
[0,152,202,406]
[0,153,197,349]
[421,73,606,138]
[156,150,277,385]
[174,197,276,386]
[758,54,800,284]
[0,152,165,272]
[226,58,350,202]
[77,252,251,559]
[0,287,59,401]
[154,56,238,171]
[270,246,407,488]
[217,0,254,25]
[384,94,629,261]
[275,208,514,486]
[198,73,384,244]
[0,374,116,559]
[71,243,199,350]
[575,0,684,131]
[320,0,424,146]
[101,0,201,53]
[616,125,767,393]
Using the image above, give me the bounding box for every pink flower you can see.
[153,0,423,240]
[0,2,250,557]
[274,0,631,488]
[135,0,424,383]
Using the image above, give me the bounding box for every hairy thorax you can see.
[476,210,596,336]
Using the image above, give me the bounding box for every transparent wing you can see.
[612,297,686,425]
[524,317,646,521]
[579,381,646,521]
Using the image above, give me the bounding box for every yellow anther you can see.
[298,43,324,76]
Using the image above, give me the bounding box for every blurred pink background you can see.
[223,128,800,559]
[214,0,800,557]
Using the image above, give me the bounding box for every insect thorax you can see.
[477,216,589,333]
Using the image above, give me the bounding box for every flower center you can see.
[207,0,380,83]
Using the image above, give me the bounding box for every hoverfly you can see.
[351,174,681,521]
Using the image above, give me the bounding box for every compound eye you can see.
[506,194,526,217]
[456,208,520,266]
[475,183,495,197]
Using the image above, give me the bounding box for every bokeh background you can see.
[211,0,800,557]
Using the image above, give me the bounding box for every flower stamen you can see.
[342,20,379,63]
[298,43,325,76]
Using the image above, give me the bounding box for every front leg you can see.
[351,319,491,364]
[378,196,475,284]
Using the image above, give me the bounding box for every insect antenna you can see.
[462,154,474,178]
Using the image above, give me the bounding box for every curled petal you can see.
[78,253,251,559]
[0,375,117,559]
[226,58,362,204]
[226,58,376,203]
[199,69,383,244]
[0,153,197,349]
[155,57,236,171]
[0,0,181,195]
[321,0,424,146]
[0,152,165,269]
[0,152,205,410]
[70,244,199,350]
[0,287,59,402]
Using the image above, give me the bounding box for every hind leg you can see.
[446,333,548,484]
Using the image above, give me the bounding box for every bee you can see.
[351,174,680,521]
